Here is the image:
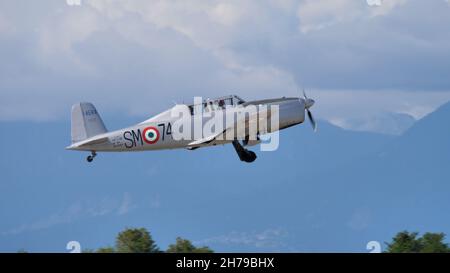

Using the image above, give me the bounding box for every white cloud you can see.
[298,0,363,33]
[347,207,372,231]
[1,0,450,137]
[0,12,14,34]
[334,112,416,135]
[37,7,103,54]
[368,0,408,17]
[297,0,408,33]
[367,0,383,7]
[2,193,135,235]
[2,203,83,236]
[313,89,450,120]
[117,192,136,215]
[208,2,244,27]
[311,89,450,134]
[195,228,288,249]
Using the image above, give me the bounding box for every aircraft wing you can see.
[187,129,227,149]
[187,106,272,148]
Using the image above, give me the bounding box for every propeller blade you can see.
[307,109,317,132]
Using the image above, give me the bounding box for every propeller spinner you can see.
[302,90,317,132]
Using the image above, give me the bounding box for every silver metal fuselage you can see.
[67,97,307,152]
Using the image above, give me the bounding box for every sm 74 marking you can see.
[123,123,172,148]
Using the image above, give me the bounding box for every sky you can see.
[1,0,450,253]
[1,0,450,133]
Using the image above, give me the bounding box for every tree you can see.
[420,232,449,253]
[385,231,422,253]
[166,237,213,253]
[115,227,160,253]
[385,231,450,253]
[96,247,116,253]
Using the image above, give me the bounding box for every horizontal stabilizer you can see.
[66,136,109,150]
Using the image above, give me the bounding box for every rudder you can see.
[71,102,108,143]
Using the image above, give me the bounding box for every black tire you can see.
[247,151,257,162]
[243,151,257,163]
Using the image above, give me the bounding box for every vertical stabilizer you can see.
[71,102,107,143]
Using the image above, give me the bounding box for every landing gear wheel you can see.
[86,151,97,163]
[232,140,257,163]
[245,151,257,163]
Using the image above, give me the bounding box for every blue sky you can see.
[1,0,450,252]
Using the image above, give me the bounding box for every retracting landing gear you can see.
[86,151,97,163]
[232,140,257,163]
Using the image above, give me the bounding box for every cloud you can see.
[297,0,407,33]
[347,207,372,231]
[195,228,288,249]
[368,0,408,16]
[333,112,416,135]
[2,192,135,235]
[1,203,84,236]
[1,0,450,136]
[313,89,450,134]
[117,192,136,215]
[0,12,14,34]
[297,0,363,33]
[208,2,245,27]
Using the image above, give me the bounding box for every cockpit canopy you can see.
[188,95,245,115]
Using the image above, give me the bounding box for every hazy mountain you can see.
[334,112,416,135]
[0,103,449,252]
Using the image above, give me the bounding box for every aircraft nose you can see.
[305,98,315,109]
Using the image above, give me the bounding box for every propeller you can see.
[302,89,317,132]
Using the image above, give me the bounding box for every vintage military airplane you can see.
[66,93,316,163]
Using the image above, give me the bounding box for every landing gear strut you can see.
[232,140,257,163]
[86,151,97,163]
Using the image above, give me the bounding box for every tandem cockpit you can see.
[140,95,245,123]
[188,95,245,115]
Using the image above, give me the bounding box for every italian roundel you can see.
[142,127,160,144]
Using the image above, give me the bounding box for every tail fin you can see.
[71,102,108,143]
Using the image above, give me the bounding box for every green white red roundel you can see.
[142,127,160,144]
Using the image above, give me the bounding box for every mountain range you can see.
[1,102,449,252]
